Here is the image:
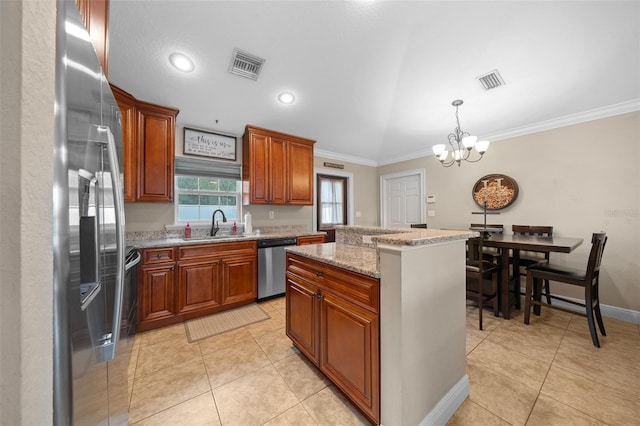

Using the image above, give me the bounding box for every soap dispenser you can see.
[184,222,192,239]
[244,211,252,234]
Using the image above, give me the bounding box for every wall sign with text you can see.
[183,127,237,161]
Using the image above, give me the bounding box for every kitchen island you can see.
[286,225,477,426]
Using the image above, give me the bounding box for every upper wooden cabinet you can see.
[111,85,179,202]
[76,0,109,76]
[136,101,178,202]
[242,126,315,205]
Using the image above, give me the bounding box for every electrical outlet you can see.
[427,210,436,217]
[362,235,372,244]
[268,211,275,219]
[355,211,362,218]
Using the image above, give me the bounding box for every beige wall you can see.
[0,0,56,424]
[378,112,640,312]
[315,156,379,227]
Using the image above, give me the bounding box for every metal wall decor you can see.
[472,174,519,210]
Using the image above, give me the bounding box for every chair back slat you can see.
[512,225,554,237]
[586,232,607,281]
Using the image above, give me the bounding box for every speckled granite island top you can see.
[286,226,478,278]
[286,243,379,278]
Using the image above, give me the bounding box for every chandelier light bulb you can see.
[475,140,490,154]
[432,144,446,156]
[462,135,477,149]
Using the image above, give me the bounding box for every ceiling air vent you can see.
[477,69,505,91]
[229,48,265,81]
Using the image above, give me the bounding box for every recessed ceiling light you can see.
[278,92,295,104]
[169,52,195,73]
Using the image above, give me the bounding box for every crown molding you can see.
[316,100,640,168]
[483,99,640,143]
[313,149,379,167]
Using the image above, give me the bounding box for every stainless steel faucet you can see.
[210,209,228,236]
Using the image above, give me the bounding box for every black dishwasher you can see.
[257,237,297,301]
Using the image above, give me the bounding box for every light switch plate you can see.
[427,210,435,217]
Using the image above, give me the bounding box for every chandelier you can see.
[432,100,490,167]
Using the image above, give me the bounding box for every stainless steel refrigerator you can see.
[53,0,132,424]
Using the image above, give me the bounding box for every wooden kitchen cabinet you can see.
[138,247,176,331]
[296,235,326,245]
[135,101,178,202]
[177,241,257,320]
[138,241,257,331]
[111,84,179,202]
[285,253,380,424]
[110,85,137,201]
[76,0,109,76]
[242,125,315,205]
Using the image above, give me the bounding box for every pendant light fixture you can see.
[432,100,489,167]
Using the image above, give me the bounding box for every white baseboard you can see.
[419,375,469,426]
[519,288,640,325]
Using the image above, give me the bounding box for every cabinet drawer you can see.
[178,240,257,261]
[286,254,379,313]
[142,247,175,264]
[297,235,326,245]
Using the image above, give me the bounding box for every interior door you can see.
[380,171,424,228]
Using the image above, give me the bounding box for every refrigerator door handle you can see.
[91,124,125,362]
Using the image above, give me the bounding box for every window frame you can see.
[316,174,348,231]
[174,174,242,225]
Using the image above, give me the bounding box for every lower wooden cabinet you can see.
[177,258,221,315]
[286,253,380,424]
[138,241,257,331]
[138,247,176,330]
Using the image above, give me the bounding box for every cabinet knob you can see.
[317,294,324,300]
[316,272,323,278]
[156,254,161,258]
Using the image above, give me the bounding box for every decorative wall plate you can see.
[472,174,519,210]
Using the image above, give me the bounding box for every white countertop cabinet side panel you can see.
[378,240,468,425]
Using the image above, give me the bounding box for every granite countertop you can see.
[128,231,325,249]
[286,243,379,278]
[286,227,479,278]
[372,228,478,246]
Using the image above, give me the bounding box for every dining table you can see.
[480,233,584,320]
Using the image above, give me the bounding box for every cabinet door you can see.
[221,254,257,305]
[269,136,288,204]
[177,259,222,315]
[139,263,175,324]
[245,132,270,204]
[76,0,109,76]
[320,293,380,422]
[286,277,320,365]
[111,85,137,202]
[136,104,177,202]
[287,139,314,205]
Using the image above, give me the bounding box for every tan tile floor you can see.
[127,297,640,425]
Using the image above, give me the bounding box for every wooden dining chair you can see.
[466,236,499,330]
[511,225,554,308]
[524,232,608,347]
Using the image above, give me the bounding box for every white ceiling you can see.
[108,1,640,166]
